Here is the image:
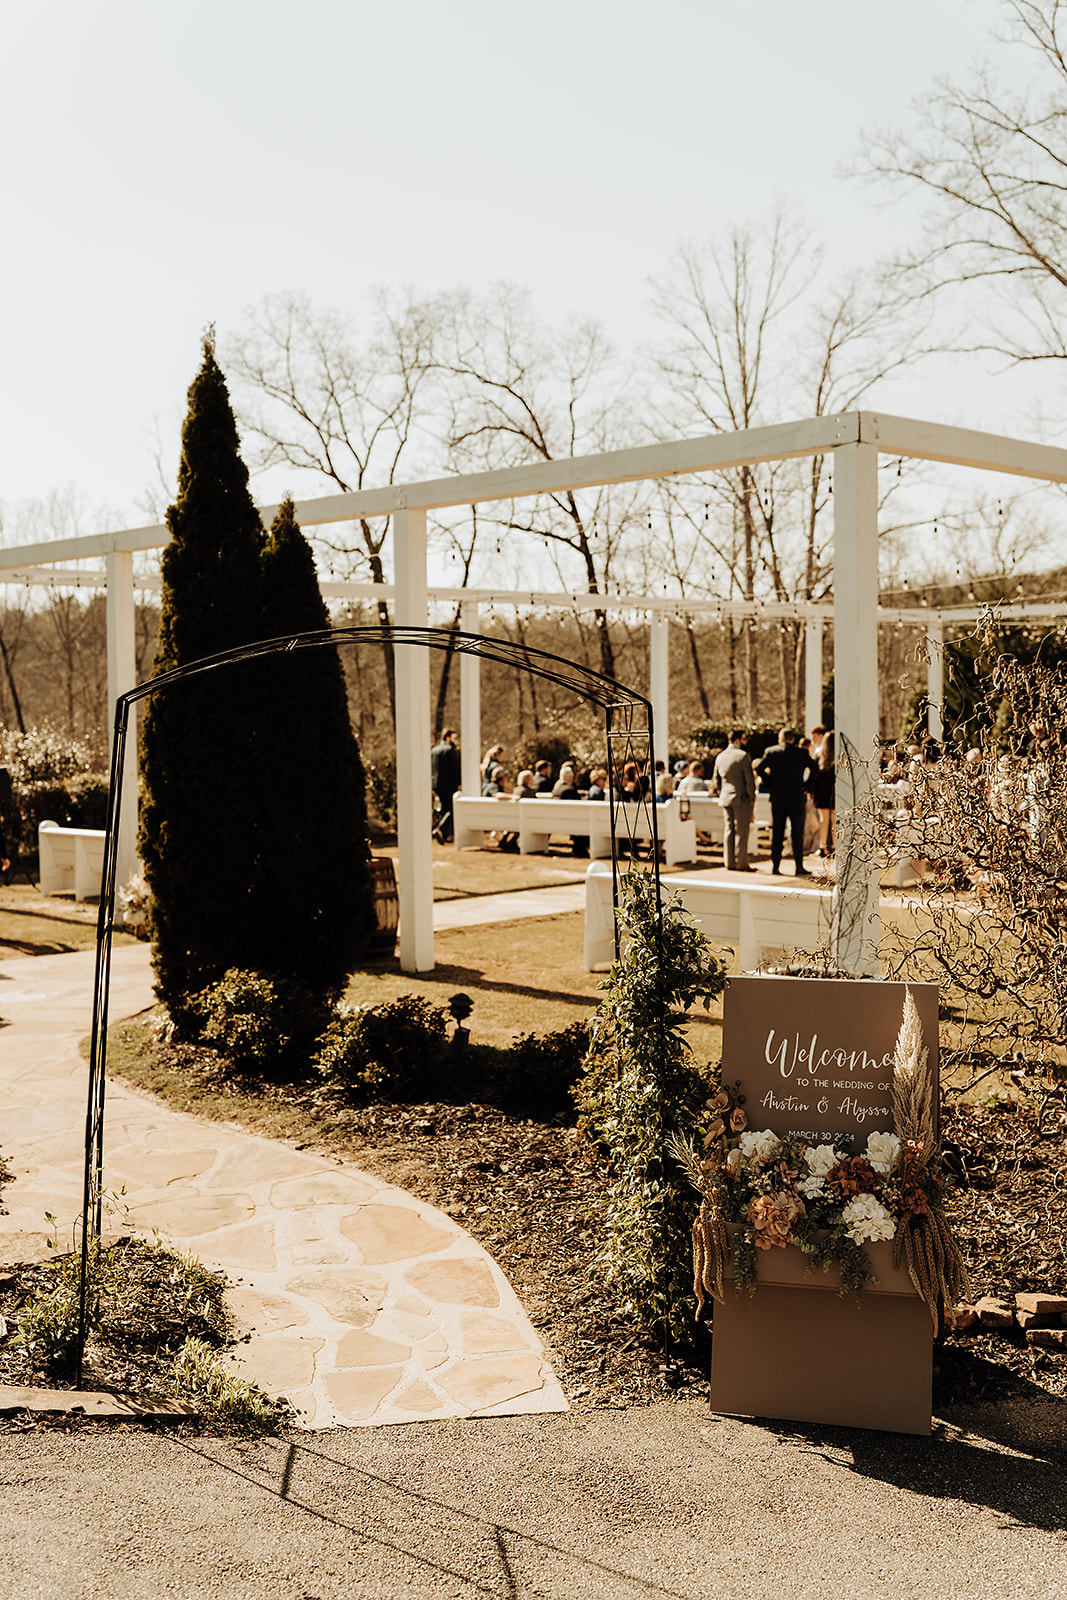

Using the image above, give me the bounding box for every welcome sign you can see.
[720,975,939,1151]
[711,974,940,1435]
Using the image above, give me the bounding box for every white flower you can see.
[725,1146,744,1178]
[865,1132,901,1175]
[841,1193,896,1244]
[804,1144,838,1179]
[798,1172,827,1200]
[739,1129,780,1165]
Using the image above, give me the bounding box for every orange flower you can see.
[748,1192,805,1250]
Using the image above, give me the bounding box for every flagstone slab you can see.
[284,1268,389,1326]
[324,1366,405,1420]
[404,1258,501,1308]
[270,1172,376,1208]
[107,1147,219,1187]
[435,1354,549,1412]
[131,1193,255,1236]
[335,1329,414,1368]
[225,1336,323,1392]
[339,1204,456,1264]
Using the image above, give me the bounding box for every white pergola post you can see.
[393,508,435,973]
[831,443,881,975]
[649,613,669,769]
[804,616,823,734]
[105,550,138,888]
[926,621,944,740]
[460,599,481,797]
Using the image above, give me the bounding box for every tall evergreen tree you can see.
[254,495,373,992]
[139,333,271,1022]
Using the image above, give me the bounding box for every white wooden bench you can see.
[584,860,833,971]
[678,795,759,856]
[453,795,697,865]
[38,820,106,901]
[518,798,696,865]
[452,795,522,850]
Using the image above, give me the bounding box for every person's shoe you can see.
[771,867,781,875]
[736,865,754,872]
[795,868,811,877]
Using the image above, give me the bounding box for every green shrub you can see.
[198,969,292,1065]
[171,1336,278,1431]
[65,771,110,829]
[573,869,727,1344]
[315,994,448,1095]
[366,757,397,829]
[689,720,782,763]
[506,1021,588,1120]
[19,782,76,835]
[0,724,99,788]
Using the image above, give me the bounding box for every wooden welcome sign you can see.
[709,975,940,1436]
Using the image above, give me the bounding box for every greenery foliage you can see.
[253,496,373,991]
[365,756,397,829]
[0,724,105,847]
[573,869,727,1343]
[689,720,782,762]
[197,968,296,1066]
[505,1021,588,1120]
[314,994,450,1094]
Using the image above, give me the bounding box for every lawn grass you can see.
[0,883,138,956]
[375,841,586,901]
[345,910,726,1069]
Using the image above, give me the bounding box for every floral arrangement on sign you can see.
[670,989,969,1326]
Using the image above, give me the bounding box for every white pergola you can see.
[4,410,1067,976]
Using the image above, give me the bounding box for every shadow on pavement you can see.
[747,1378,1067,1537]
[170,1433,690,1599]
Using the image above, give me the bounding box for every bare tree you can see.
[651,212,923,721]
[857,1,1067,372]
[433,285,639,680]
[226,291,441,723]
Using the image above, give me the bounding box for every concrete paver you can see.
[0,944,566,1428]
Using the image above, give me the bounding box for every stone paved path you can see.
[0,943,568,1429]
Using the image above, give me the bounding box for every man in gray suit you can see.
[713,730,756,871]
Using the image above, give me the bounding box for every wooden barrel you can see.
[368,855,399,956]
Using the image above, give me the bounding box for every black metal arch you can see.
[78,624,664,1381]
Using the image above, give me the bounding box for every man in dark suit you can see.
[757,727,814,877]
[430,728,461,842]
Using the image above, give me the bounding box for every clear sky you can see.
[0,0,1031,532]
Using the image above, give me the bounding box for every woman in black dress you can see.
[812,731,835,856]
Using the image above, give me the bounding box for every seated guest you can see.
[532,760,554,794]
[655,771,675,804]
[551,763,580,799]
[482,764,519,851]
[515,768,539,800]
[677,760,709,794]
[550,761,588,857]
[587,766,610,801]
[620,761,643,801]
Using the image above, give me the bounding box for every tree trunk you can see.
[685,618,711,719]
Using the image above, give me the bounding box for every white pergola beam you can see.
[864,412,1067,483]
